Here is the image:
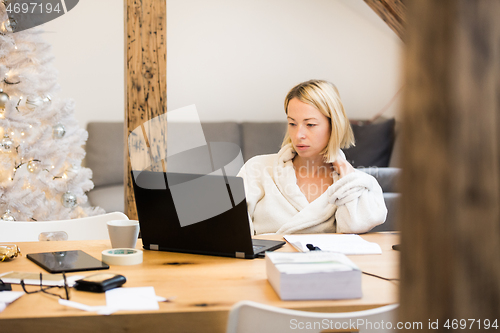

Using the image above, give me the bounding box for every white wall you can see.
[42,0,402,128]
[168,0,403,123]
[42,0,124,128]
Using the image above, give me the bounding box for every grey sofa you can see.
[85,120,400,232]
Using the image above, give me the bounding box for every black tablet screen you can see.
[27,250,109,273]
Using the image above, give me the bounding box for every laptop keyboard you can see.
[253,245,265,252]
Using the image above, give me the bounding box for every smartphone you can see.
[26,250,109,273]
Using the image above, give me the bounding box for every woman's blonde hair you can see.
[281,79,355,163]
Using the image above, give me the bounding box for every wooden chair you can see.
[226,300,399,333]
[0,212,129,242]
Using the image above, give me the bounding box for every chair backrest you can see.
[0,212,129,242]
[226,301,399,333]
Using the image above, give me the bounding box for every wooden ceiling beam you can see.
[364,0,406,40]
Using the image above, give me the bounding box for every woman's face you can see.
[287,98,331,159]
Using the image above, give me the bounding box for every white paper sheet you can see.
[58,287,174,315]
[284,234,382,255]
[59,299,108,313]
[105,286,159,311]
[0,291,24,313]
[0,291,24,303]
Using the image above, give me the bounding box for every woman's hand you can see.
[332,152,355,178]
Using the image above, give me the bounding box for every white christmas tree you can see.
[0,5,104,221]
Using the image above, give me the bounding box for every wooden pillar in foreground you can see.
[124,0,167,219]
[400,0,500,327]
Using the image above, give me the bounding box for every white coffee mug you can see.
[107,220,140,249]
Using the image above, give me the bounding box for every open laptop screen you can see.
[132,171,259,258]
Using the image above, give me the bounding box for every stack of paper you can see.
[266,251,362,301]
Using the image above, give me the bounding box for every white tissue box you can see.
[265,251,362,301]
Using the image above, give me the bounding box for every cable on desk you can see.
[362,271,399,283]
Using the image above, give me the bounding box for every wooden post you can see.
[363,0,406,40]
[124,0,167,219]
[400,0,500,327]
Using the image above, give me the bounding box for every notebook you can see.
[131,171,285,259]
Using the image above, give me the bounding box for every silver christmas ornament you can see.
[62,191,77,208]
[0,90,9,110]
[0,209,15,221]
[0,135,13,153]
[6,18,16,32]
[43,94,52,103]
[1,18,16,33]
[53,124,66,139]
[25,96,44,111]
[27,160,39,173]
[69,163,80,173]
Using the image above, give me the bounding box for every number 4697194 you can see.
[6,2,62,14]
[444,319,498,330]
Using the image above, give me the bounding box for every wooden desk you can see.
[0,233,399,333]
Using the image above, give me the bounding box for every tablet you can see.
[26,250,109,273]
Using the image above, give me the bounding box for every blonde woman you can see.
[237,80,387,235]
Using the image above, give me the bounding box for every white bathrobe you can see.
[237,144,387,235]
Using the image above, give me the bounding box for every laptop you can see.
[131,170,285,259]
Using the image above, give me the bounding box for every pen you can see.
[306,244,322,251]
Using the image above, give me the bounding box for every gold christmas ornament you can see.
[0,244,21,262]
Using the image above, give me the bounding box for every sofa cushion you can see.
[167,122,241,155]
[343,118,396,168]
[359,167,401,232]
[86,122,242,187]
[388,120,401,168]
[358,167,401,193]
[370,192,400,232]
[87,184,125,213]
[86,122,124,187]
[241,122,287,161]
[202,122,241,148]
